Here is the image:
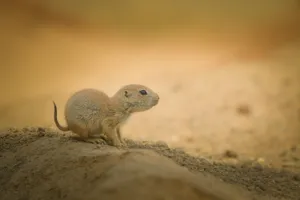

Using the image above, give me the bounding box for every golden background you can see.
[1,0,300,161]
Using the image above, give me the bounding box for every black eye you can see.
[139,90,147,95]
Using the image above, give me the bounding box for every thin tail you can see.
[52,101,69,131]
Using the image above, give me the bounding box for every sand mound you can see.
[0,128,299,200]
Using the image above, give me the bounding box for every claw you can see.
[84,138,107,145]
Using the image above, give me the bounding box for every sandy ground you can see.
[1,1,300,199]
[0,128,300,200]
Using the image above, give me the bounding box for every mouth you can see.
[152,99,159,106]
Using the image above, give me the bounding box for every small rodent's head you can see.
[113,84,160,113]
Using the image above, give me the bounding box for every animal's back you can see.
[65,88,110,129]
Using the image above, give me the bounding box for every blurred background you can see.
[1,0,300,163]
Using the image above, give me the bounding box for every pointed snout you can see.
[152,94,160,106]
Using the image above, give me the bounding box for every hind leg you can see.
[83,123,108,145]
[86,133,108,145]
[79,131,107,145]
[83,137,107,145]
[69,124,90,141]
[72,124,107,145]
[88,123,108,140]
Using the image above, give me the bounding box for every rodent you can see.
[52,84,160,147]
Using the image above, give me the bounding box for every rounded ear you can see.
[124,90,132,98]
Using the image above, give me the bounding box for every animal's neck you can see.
[109,96,132,113]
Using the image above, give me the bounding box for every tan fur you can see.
[53,84,159,146]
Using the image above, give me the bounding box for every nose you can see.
[153,96,159,105]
